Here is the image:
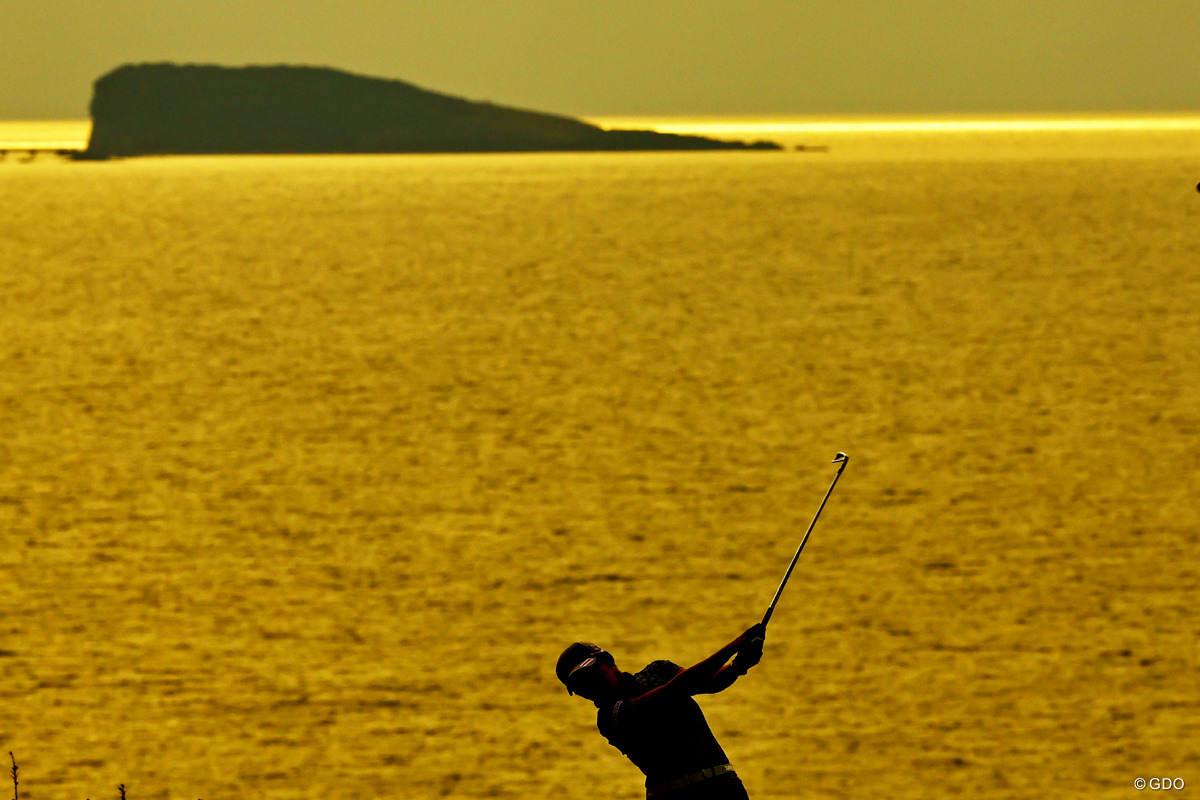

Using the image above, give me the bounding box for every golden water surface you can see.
[1,120,1199,799]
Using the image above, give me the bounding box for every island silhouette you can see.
[81,63,781,158]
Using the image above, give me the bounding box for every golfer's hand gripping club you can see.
[732,623,766,674]
[761,452,848,628]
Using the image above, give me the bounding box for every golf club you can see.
[761,452,848,628]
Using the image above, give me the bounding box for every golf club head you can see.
[832,452,848,464]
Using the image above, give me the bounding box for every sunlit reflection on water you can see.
[0,120,91,149]
[586,113,1200,158]
[1,119,1197,799]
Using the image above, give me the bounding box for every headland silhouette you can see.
[81,63,782,158]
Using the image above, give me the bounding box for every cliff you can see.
[82,63,780,157]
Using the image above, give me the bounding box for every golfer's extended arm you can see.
[630,632,752,706]
[695,663,743,694]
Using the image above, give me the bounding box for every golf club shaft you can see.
[761,453,848,627]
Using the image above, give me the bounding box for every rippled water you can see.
[2,120,1198,799]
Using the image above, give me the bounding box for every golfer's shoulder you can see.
[634,660,684,693]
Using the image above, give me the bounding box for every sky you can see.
[4,0,1199,119]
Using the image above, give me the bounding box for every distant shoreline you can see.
[5,113,1200,149]
[4,113,1200,160]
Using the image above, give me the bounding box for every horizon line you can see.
[585,111,1200,134]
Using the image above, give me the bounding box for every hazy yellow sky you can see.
[4,0,1199,119]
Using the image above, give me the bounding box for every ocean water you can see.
[1,118,1199,800]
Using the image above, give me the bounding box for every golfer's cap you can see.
[556,642,605,694]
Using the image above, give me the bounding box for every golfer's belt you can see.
[646,763,735,797]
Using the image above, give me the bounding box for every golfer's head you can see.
[556,642,615,697]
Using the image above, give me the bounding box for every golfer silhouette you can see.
[556,623,765,799]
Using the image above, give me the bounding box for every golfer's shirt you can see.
[597,660,731,787]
